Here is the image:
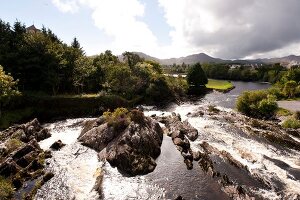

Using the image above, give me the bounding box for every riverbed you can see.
[35,81,300,200]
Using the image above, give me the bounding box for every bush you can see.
[103,108,131,130]
[282,118,300,129]
[0,176,14,200]
[5,138,23,153]
[236,90,278,119]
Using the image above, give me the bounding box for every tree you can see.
[122,52,144,68]
[0,65,20,117]
[186,63,208,87]
[283,80,297,98]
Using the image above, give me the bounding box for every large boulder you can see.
[78,113,163,176]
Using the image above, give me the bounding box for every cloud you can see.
[52,0,159,56]
[159,0,300,59]
[52,0,300,59]
[52,0,79,13]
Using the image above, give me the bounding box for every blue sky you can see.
[1,0,300,59]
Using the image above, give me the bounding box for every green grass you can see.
[276,108,293,117]
[282,117,300,129]
[206,79,234,91]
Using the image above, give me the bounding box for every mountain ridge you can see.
[132,52,300,67]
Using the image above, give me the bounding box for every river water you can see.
[35,81,300,200]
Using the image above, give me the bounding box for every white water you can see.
[35,118,101,200]
[144,103,300,199]
[34,81,300,199]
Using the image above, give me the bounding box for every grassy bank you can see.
[0,94,138,129]
[206,79,235,91]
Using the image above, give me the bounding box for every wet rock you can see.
[0,119,51,143]
[80,117,106,137]
[175,195,184,200]
[42,172,54,182]
[192,151,201,161]
[159,114,198,141]
[50,140,65,150]
[79,114,163,176]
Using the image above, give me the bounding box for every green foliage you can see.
[103,107,131,130]
[0,65,20,117]
[187,63,208,87]
[282,117,300,129]
[283,80,297,98]
[0,176,14,200]
[276,108,292,117]
[236,90,278,119]
[5,138,23,153]
[165,76,188,96]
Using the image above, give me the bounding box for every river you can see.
[35,81,300,200]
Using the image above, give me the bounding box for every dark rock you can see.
[175,195,184,200]
[42,172,54,182]
[184,158,193,170]
[192,151,201,161]
[0,158,18,177]
[50,140,65,150]
[173,138,184,146]
[158,114,198,141]
[0,118,50,143]
[44,150,52,158]
[79,115,163,176]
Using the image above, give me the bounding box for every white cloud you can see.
[159,0,300,59]
[52,0,300,59]
[52,0,79,13]
[52,0,159,56]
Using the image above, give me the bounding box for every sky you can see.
[1,0,300,59]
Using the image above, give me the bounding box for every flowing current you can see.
[35,81,300,199]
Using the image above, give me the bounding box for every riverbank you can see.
[206,79,235,92]
[0,94,137,130]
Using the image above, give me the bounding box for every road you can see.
[277,100,300,112]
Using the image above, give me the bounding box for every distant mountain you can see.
[124,52,300,67]
[134,52,226,65]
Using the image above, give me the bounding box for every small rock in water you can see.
[50,140,65,150]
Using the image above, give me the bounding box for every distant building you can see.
[26,25,40,33]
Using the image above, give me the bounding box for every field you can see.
[206,79,234,91]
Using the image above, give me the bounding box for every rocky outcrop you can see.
[153,113,198,170]
[159,113,198,141]
[0,119,53,198]
[0,118,51,143]
[78,114,163,176]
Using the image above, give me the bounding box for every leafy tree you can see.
[73,56,95,93]
[0,65,20,117]
[186,63,208,86]
[283,80,297,98]
[122,52,144,68]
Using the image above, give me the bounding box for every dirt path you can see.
[277,100,300,112]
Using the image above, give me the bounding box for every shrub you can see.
[103,108,130,130]
[236,90,278,119]
[5,138,23,153]
[282,118,300,129]
[0,176,14,200]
